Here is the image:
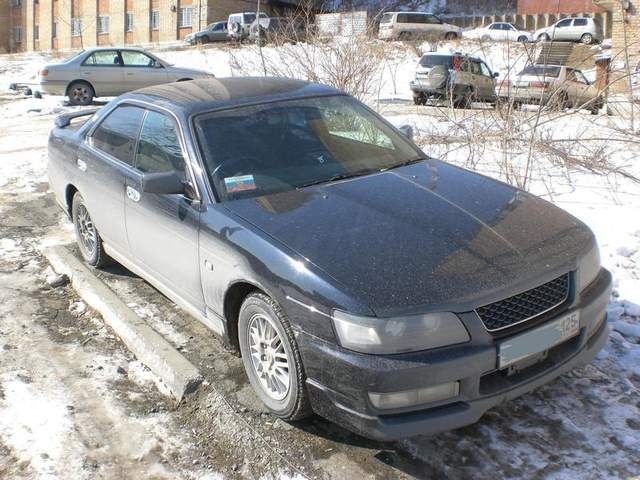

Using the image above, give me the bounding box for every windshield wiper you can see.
[381,156,427,172]
[296,169,375,189]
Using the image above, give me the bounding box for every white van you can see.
[228,11,268,41]
[378,12,461,41]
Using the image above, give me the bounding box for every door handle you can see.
[126,185,140,202]
[126,72,134,76]
[82,71,91,75]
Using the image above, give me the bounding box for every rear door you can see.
[123,108,205,312]
[120,49,169,90]
[79,49,124,96]
[82,104,145,253]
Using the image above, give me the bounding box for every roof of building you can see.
[126,77,343,115]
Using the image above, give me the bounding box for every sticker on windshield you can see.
[224,175,256,193]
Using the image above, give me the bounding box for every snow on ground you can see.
[0,39,639,478]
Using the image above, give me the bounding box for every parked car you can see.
[378,12,462,41]
[184,21,228,45]
[228,11,268,41]
[462,22,532,42]
[249,17,305,44]
[497,64,603,113]
[48,77,610,441]
[534,17,602,44]
[410,52,499,107]
[37,47,214,106]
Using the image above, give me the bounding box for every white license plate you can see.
[498,311,580,369]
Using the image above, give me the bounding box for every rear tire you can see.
[452,87,472,109]
[72,192,110,267]
[581,33,594,44]
[444,32,458,40]
[481,34,491,41]
[238,292,312,421]
[67,81,94,106]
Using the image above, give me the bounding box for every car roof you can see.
[125,77,343,116]
[84,46,147,52]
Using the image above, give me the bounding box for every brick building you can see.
[592,0,639,93]
[0,0,299,53]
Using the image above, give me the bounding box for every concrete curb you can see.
[44,245,203,401]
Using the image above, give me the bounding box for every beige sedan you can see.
[38,47,214,105]
[497,64,604,114]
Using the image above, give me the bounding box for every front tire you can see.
[537,33,550,42]
[517,35,528,43]
[72,192,110,267]
[238,292,312,421]
[67,81,94,106]
[444,32,458,40]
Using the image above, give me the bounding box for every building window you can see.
[13,27,22,43]
[11,0,22,7]
[97,15,109,34]
[178,7,193,28]
[151,10,160,30]
[52,22,57,38]
[34,25,39,40]
[125,12,134,32]
[71,18,82,36]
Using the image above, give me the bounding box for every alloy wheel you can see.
[71,85,90,104]
[247,313,290,400]
[76,203,97,256]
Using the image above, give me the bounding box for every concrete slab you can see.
[44,244,203,402]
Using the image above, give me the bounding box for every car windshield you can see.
[194,95,424,201]
[519,65,561,77]
[380,13,393,23]
[419,55,453,68]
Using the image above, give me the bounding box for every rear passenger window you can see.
[83,50,120,66]
[574,18,587,26]
[135,111,185,174]
[91,105,144,165]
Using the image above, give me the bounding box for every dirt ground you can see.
[0,93,639,480]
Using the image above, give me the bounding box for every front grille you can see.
[475,273,570,332]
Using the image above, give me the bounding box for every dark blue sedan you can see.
[47,78,611,440]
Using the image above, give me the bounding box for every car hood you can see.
[224,160,593,316]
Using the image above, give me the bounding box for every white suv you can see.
[378,12,461,41]
[228,11,268,41]
[534,17,602,44]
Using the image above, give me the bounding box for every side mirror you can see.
[141,171,185,195]
[398,124,414,141]
[493,72,499,78]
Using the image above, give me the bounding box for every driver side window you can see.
[135,110,185,174]
[121,50,157,67]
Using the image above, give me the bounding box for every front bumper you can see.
[299,269,612,441]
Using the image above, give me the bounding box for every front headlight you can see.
[332,311,470,354]
[577,241,601,292]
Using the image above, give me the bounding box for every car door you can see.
[123,108,205,312]
[120,50,169,90]
[82,104,146,253]
[79,50,124,96]
[478,61,496,100]
[486,23,502,40]
[505,23,518,41]
[552,18,573,41]
[570,69,595,106]
[212,22,228,41]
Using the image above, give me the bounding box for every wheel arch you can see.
[64,183,79,217]
[223,280,267,351]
